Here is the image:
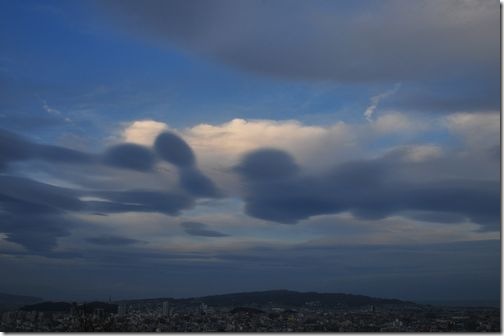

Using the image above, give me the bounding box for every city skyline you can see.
[0,0,500,304]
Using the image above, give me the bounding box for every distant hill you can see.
[118,290,416,309]
[79,301,118,314]
[21,301,72,312]
[115,297,174,305]
[0,292,43,312]
[11,290,417,312]
[194,290,414,308]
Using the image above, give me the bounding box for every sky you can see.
[0,0,501,303]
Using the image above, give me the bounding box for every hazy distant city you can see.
[0,290,499,332]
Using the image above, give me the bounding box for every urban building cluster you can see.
[0,300,499,332]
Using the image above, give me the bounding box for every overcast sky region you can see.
[0,0,500,303]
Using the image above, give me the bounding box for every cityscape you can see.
[0,290,499,332]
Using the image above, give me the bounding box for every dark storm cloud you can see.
[99,0,498,95]
[0,174,197,252]
[154,131,221,197]
[0,175,195,218]
[86,235,142,246]
[0,129,94,170]
[235,149,500,229]
[0,128,136,172]
[0,213,74,252]
[0,129,220,197]
[0,175,195,253]
[102,143,156,171]
[0,129,155,172]
[0,176,86,252]
[0,131,220,251]
[233,149,299,181]
[0,175,83,212]
[179,167,220,198]
[181,221,229,237]
[90,189,194,215]
[154,131,195,167]
[0,175,81,252]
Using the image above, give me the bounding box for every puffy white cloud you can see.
[185,118,355,168]
[116,114,454,180]
[122,120,169,146]
[120,118,357,171]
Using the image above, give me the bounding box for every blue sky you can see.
[0,0,500,302]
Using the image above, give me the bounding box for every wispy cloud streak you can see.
[364,83,401,122]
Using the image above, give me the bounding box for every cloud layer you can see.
[0,0,499,303]
[181,221,229,237]
[100,0,498,83]
[2,108,498,255]
[0,129,221,252]
[234,148,499,228]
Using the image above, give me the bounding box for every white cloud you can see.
[373,112,425,134]
[445,112,500,149]
[122,120,169,145]
[121,118,357,170]
[399,145,443,163]
[185,118,355,168]
[117,113,496,188]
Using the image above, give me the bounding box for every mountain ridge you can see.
[0,292,43,312]
[114,289,417,308]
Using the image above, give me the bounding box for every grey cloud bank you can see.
[0,130,95,171]
[154,131,221,197]
[0,120,499,255]
[0,129,221,252]
[235,148,499,229]
[98,0,499,113]
[99,0,498,82]
[86,235,143,246]
[103,143,156,171]
[181,221,230,237]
